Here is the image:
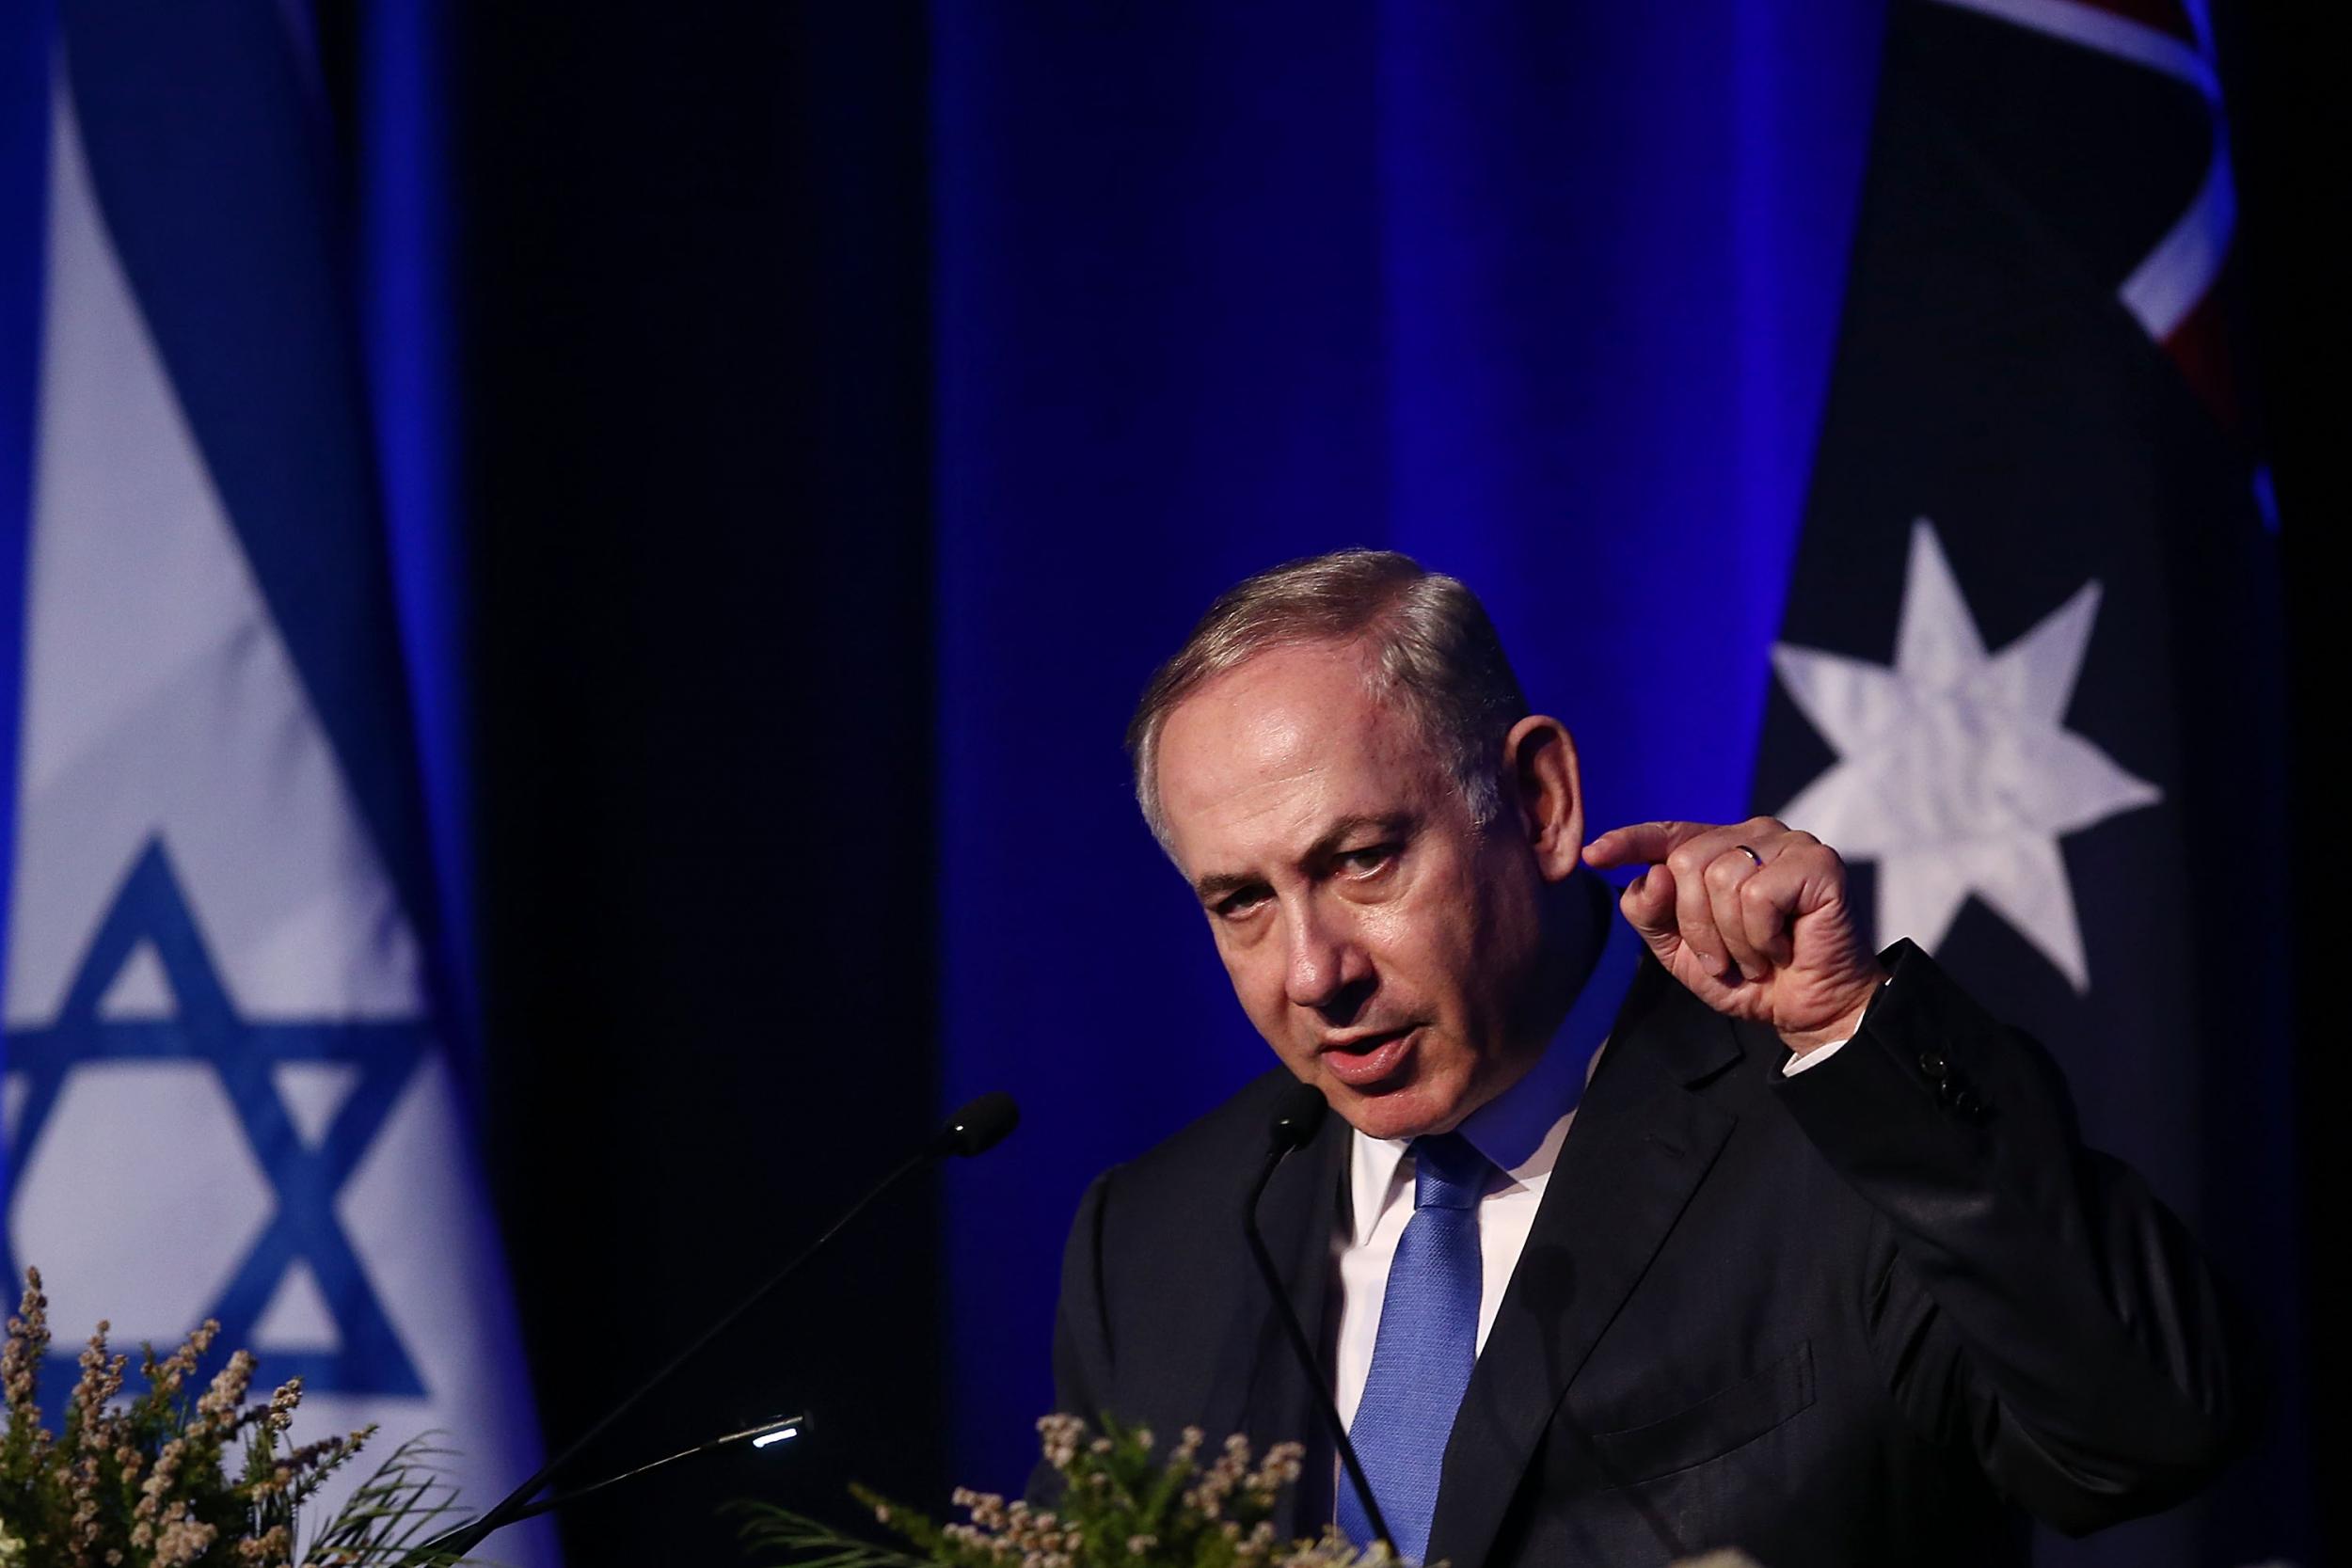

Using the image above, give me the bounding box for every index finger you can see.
[1583,820,1712,871]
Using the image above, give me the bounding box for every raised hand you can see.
[1583,817,1887,1053]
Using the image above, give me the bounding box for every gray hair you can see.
[1126,549,1531,851]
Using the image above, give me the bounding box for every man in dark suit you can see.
[1052,550,2249,1566]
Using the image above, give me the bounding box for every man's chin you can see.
[1329,1079,1463,1142]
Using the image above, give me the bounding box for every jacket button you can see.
[1917,1049,1948,1080]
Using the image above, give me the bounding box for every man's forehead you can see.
[1160,643,1391,781]
[1154,642,1439,868]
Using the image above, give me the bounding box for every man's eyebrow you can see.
[1189,814,1414,904]
[1191,870,1261,903]
[1311,812,1413,856]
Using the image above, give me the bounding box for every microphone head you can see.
[1267,1081,1328,1152]
[937,1091,1020,1158]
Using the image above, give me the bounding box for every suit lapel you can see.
[1426,968,1744,1568]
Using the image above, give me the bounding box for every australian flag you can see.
[0,3,553,1559]
[1751,1,2302,1564]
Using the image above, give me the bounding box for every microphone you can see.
[415,1093,1020,1562]
[932,1089,1020,1158]
[1241,1080,1393,1556]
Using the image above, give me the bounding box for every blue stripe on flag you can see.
[58,0,436,942]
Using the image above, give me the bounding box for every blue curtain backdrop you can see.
[4,1,2334,1564]
[933,0,1885,1488]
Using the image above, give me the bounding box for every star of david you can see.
[2,838,428,1410]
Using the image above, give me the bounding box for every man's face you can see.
[1154,641,1551,1140]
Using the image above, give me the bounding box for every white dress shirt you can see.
[1328,923,1853,1431]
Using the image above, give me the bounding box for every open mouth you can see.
[1321,1026,1418,1088]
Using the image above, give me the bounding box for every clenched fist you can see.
[1583,817,1887,1054]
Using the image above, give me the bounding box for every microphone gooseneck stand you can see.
[496,1412,811,1527]
[1241,1081,1394,1557]
[412,1092,1021,1564]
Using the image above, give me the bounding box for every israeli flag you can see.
[0,5,553,1560]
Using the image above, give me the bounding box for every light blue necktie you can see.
[1337,1131,1492,1563]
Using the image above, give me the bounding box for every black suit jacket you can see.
[1051,941,2251,1566]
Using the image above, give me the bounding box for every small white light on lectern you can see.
[753,1427,800,1449]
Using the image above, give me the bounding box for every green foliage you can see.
[298,1435,470,1567]
[735,1415,1400,1568]
[0,1268,483,1568]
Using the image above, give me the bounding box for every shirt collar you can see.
[1345,909,1644,1244]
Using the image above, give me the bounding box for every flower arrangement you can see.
[733,1415,1772,1568]
[734,1415,1397,1568]
[0,1269,469,1568]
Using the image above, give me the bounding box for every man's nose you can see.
[1283,897,1368,1014]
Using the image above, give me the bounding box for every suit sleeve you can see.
[1772,939,2259,1534]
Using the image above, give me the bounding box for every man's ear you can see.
[1502,715,1583,882]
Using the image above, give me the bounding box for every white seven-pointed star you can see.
[1770,519,2160,993]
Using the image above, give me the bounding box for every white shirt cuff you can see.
[1782,1036,1850,1077]
[1782,972,1895,1077]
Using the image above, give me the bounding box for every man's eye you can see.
[1336,846,1395,875]
[1216,888,1271,918]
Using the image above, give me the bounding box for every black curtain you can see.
[453,8,941,1565]
[2225,1,2351,1557]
